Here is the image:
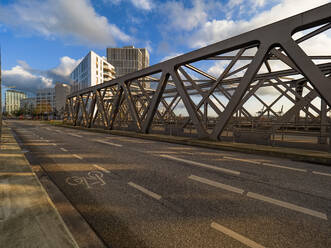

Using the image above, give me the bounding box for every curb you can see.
[49,122,331,166]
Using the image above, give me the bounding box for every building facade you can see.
[36,88,55,114]
[55,82,71,112]
[106,46,150,78]
[35,83,70,114]
[21,97,36,114]
[5,89,26,114]
[70,51,115,93]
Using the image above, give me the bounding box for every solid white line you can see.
[224,156,307,172]
[161,155,240,175]
[95,139,123,147]
[128,182,162,200]
[68,133,83,138]
[247,192,328,220]
[60,148,68,152]
[312,171,331,177]
[93,164,110,174]
[211,222,265,248]
[73,154,83,160]
[189,175,244,194]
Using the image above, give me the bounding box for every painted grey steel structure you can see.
[65,4,331,148]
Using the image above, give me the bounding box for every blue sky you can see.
[0,0,330,95]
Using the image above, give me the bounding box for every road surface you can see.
[8,120,331,248]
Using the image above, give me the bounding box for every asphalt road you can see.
[8,120,331,248]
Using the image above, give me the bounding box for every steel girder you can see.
[65,3,331,141]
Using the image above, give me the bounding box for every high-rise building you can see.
[5,89,26,114]
[70,51,116,93]
[106,46,150,78]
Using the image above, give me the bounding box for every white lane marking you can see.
[312,171,331,177]
[128,182,162,200]
[224,156,261,165]
[93,164,110,174]
[189,175,244,194]
[50,143,57,146]
[224,156,307,173]
[73,154,83,160]
[60,148,68,152]
[95,139,123,147]
[262,162,307,172]
[247,192,328,220]
[55,130,62,133]
[211,222,265,248]
[68,133,83,138]
[161,154,240,175]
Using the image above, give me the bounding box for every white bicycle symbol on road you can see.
[66,171,106,189]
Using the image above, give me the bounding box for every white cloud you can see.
[0,0,131,47]
[2,56,81,92]
[103,0,153,10]
[131,0,153,10]
[162,0,207,31]
[3,65,53,91]
[50,56,82,77]
[190,0,330,48]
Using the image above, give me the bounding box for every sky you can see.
[0,0,330,97]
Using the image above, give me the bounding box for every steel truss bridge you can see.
[65,3,331,150]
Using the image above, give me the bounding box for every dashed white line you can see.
[262,162,307,172]
[189,175,244,194]
[93,164,110,174]
[224,156,261,165]
[160,154,240,175]
[95,139,123,147]
[211,222,265,248]
[68,133,83,138]
[60,148,68,152]
[247,192,328,220]
[73,154,83,160]
[224,156,307,173]
[55,130,62,133]
[128,182,162,200]
[312,171,331,177]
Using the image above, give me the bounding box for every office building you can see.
[106,46,150,78]
[70,51,116,93]
[5,89,26,114]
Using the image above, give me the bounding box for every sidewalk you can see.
[0,125,79,248]
[53,122,331,166]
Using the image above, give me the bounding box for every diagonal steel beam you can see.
[211,45,268,140]
[170,70,208,138]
